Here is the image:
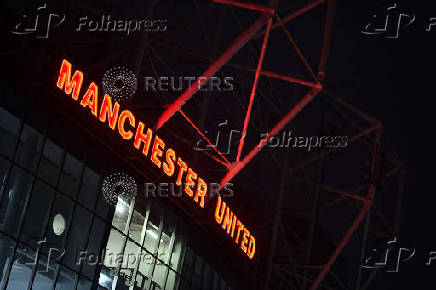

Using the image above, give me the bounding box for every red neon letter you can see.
[151,136,165,168]
[184,168,197,197]
[56,59,83,100]
[214,196,226,224]
[175,158,187,185]
[247,235,256,259]
[80,82,99,117]
[99,94,120,130]
[194,178,207,208]
[118,110,135,140]
[222,207,233,234]
[134,122,153,156]
[235,220,244,244]
[163,149,176,177]
[230,215,237,238]
[240,229,250,253]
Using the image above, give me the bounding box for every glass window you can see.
[0,166,34,238]
[0,233,16,289]
[20,180,55,249]
[152,218,176,288]
[55,266,77,290]
[6,243,36,290]
[181,246,195,285]
[212,272,221,290]
[112,196,134,233]
[42,194,75,257]
[63,205,93,271]
[78,167,100,211]
[220,279,228,290]
[82,218,106,280]
[101,228,126,289]
[143,206,162,254]
[202,264,213,290]
[31,255,59,290]
[0,156,11,219]
[0,108,21,158]
[128,202,149,244]
[117,239,140,288]
[59,153,84,198]
[192,255,204,288]
[77,277,93,290]
[37,139,64,186]
[169,227,185,273]
[95,189,111,221]
[14,125,44,174]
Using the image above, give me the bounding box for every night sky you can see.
[330,1,436,288]
[1,0,435,288]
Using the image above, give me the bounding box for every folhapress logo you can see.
[11,4,167,39]
[11,3,65,39]
[362,3,415,39]
[362,3,436,38]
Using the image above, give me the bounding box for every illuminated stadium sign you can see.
[56,59,255,259]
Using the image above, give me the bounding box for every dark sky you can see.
[329,1,436,288]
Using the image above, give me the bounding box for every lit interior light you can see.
[98,272,112,286]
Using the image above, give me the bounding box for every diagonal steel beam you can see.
[156,13,272,129]
[220,87,321,187]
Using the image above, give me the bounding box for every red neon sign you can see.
[56,59,255,259]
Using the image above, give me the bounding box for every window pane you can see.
[15,125,43,174]
[77,277,92,290]
[112,196,133,233]
[143,208,161,254]
[117,239,139,288]
[0,156,11,218]
[212,272,220,290]
[169,228,185,273]
[59,153,84,198]
[37,139,64,186]
[0,166,34,238]
[101,228,125,288]
[181,246,195,285]
[128,202,149,244]
[41,194,74,257]
[95,190,111,221]
[82,218,106,280]
[0,108,20,158]
[6,243,36,290]
[192,255,204,288]
[0,233,16,289]
[20,180,55,249]
[152,220,176,288]
[55,266,77,290]
[63,206,92,271]
[31,255,59,290]
[78,167,100,211]
[202,264,213,290]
